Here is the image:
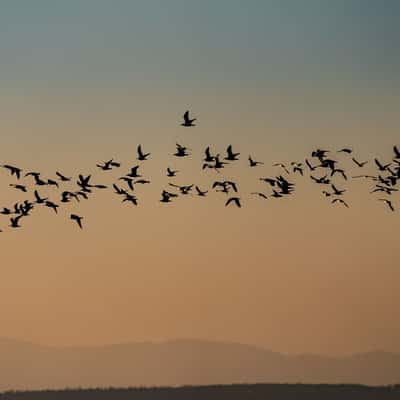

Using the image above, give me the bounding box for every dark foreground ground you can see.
[1,384,400,400]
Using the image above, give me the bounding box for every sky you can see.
[0,0,399,356]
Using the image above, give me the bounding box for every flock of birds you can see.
[1,110,399,231]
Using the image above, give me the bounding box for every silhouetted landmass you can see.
[1,384,400,400]
[1,338,400,391]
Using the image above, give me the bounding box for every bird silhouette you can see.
[273,163,290,174]
[394,145,400,159]
[225,145,240,161]
[249,156,263,167]
[375,158,391,172]
[305,159,318,171]
[332,198,349,208]
[251,192,268,199]
[2,165,22,179]
[34,190,48,204]
[70,214,83,229]
[97,159,120,171]
[203,146,215,162]
[56,171,71,181]
[331,184,346,196]
[352,157,368,168]
[9,184,27,192]
[167,167,179,177]
[174,143,190,157]
[160,190,177,203]
[10,215,23,228]
[119,177,135,190]
[125,165,141,178]
[195,186,208,196]
[225,197,241,208]
[379,198,394,212]
[137,145,150,161]
[45,201,59,214]
[181,110,196,127]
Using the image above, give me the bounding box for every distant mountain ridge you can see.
[0,338,399,391]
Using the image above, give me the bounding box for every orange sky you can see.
[0,87,398,356]
[0,1,399,356]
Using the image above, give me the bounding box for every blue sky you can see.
[1,0,399,89]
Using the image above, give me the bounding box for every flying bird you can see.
[167,167,178,177]
[70,214,83,229]
[181,110,196,127]
[225,145,240,161]
[332,198,349,208]
[137,145,150,161]
[378,199,394,212]
[2,165,22,179]
[249,156,263,167]
[225,197,241,208]
[352,157,368,168]
[56,171,71,181]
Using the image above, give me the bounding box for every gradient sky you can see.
[0,1,399,356]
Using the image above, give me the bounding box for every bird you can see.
[225,197,241,208]
[113,184,128,196]
[47,179,59,188]
[291,162,304,175]
[312,149,330,159]
[203,147,215,162]
[213,155,228,171]
[169,183,194,195]
[45,201,59,214]
[119,177,135,190]
[160,190,178,203]
[60,191,75,203]
[174,143,190,157]
[310,175,330,184]
[249,156,263,167]
[273,163,290,174]
[332,198,349,208]
[181,110,196,127]
[305,158,318,171]
[225,145,240,161]
[379,199,394,212]
[212,181,238,194]
[167,167,178,177]
[331,184,346,196]
[70,214,83,229]
[126,165,141,178]
[25,172,47,186]
[134,179,151,185]
[2,165,22,179]
[9,184,27,192]
[259,177,276,186]
[97,159,120,170]
[137,145,150,161]
[271,190,283,198]
[251,192,268,199]
[9,215,23,228]
[375,158,391,172]
[371,185,398,195]
[394,145,400,159]
[56,171,71,181]
[123,193,138,205]
[195,186,208,196]
[352,157,368,168]
[338,148,352,154]
[331,168,347,180]
[34,190,47,204]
